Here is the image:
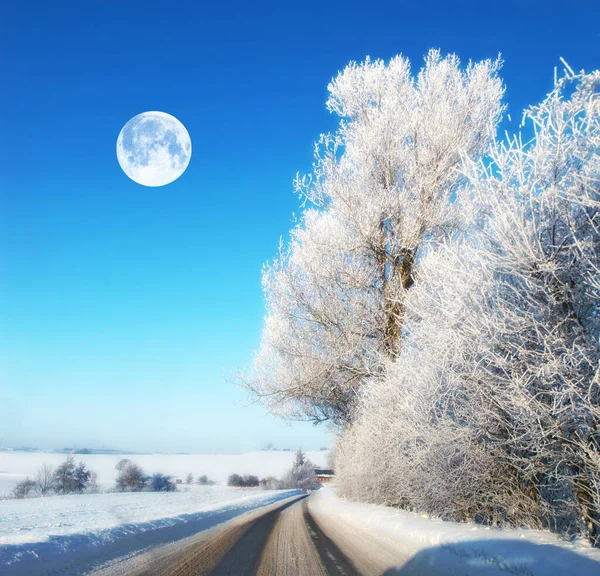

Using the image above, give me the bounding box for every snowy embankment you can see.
[309,486,600,576]
[0,486,301,575]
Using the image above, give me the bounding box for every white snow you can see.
[310,486,600,576]
[0,450,329,496]
[0,486,301,575]
[0,485,284,546]
[0,450,326,573]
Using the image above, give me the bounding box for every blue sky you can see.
[1,0,599,453]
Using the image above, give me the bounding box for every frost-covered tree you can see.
[280,465,318,491]
[35,463,54,496]
[336,66,600,544]
[115,460,147,492]
[293,448,305,468]
[280,449,319,490]
[54,456,91,494]
[12,478,38,499]
[149,473,176,492]
[458,66,600,543]
[244,50,504,424]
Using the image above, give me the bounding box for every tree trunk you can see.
[382,248,415,361]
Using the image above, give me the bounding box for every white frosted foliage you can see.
[243,50,504,424]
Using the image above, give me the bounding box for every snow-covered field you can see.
[0,486,301,574]
[310,486,600,576]
[0,450,329,496]
[0,485,286,546]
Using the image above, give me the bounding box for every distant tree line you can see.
[12,450,318,500]
[11,456,215,499]
[114,460,215,492]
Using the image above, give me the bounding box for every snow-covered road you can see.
[0,486,302,575]
[2,485,600,575]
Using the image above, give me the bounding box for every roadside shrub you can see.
[227,473,259,487]
[197,474,210,485]
[149,473,176,492]
[228,473,243,486]
[115,461,147,492]
[259,476,282,490]
[12,478,38,499]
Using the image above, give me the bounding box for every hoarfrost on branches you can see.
[243,50,504,424]
[335,68,600,544]
[243,48,600,544]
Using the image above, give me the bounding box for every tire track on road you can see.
[302,500,361,576]
[256,494,326,576]
[210,498,302,576]
[122,495,306,576]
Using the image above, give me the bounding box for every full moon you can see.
[116,111,192,187]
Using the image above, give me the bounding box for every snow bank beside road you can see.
[309,486,600,576]
[0,486,301,575]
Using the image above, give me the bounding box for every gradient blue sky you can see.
[1,1,599,453]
